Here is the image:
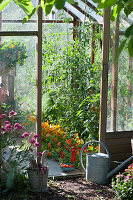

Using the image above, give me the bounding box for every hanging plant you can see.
[0,40,27,72]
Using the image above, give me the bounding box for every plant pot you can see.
[0,62,16,76]
[27,166,48,192]
[60,163,75,172]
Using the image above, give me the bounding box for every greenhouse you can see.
[0,0,133,199]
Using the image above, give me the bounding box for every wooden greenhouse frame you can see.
[0,0,132,169]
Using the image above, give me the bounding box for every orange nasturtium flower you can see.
[53,137,58,143]
[75,133,78,137]
[46,133,50,138]
[47,151,51,157]
[57,142,61,147]
[56,147,61,152]
[65,139,73,145]
[48,143,52,149]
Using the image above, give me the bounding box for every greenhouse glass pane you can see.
[43,6,72,21]
[0,36,36,133]
[107,42,133,132]
[1,0,37,31]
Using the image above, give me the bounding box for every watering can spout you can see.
[106,155,133,180]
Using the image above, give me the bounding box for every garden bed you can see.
[1,177,116,200]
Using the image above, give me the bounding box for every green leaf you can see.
[42,2,54,16]
[55,0,65,10]
[98,0,117,9]
[13,0,33,15]
[0,0,12,11]
[0,0,4,4]
[114,39,127,63]
[128,36,133,57]
[76,110,82,116]
[92,0,101,3]
[66,0,75,4]
[22,6,39,23]
[125,24,133,38]
[110,5,118,21]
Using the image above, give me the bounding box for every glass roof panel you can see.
[65,1,103,24]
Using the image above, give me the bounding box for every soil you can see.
[1,177,117,200]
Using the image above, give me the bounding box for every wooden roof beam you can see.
[71,4,97,22]
[81,0,99,13]
[63,6,80,21]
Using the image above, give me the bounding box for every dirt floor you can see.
[1,177,117,200]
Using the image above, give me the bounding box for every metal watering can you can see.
[80,140,133,185]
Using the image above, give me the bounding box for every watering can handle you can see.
[80,140,110,173]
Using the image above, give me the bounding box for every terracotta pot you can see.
[27,166,48,192]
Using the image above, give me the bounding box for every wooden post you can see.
[8,76,14,102]
[110,17,119,131]
[36,5,42,159]
[91,23,95,64]
[73,18,79,40]
[99,8,110,152]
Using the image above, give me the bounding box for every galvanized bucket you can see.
[27,167,48,192]
[80,140,110,185]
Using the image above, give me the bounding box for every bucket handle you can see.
[80,140,110,173]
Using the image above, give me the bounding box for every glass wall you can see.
[107,42,133,132]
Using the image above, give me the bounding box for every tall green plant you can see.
[42,24,101,141]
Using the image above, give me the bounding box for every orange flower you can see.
[28,114,36,123]
[22,122,27,126]
[57,142,61,147]
[94,146,98,150]
[75,133,78,137]
[76,138,81,144]
[46,133,50,137]
[53,137,58,143]
[65,139,73,145]
[84,150,89,154]
[48,143,52,149]
[56,147,61,152]
[47,151,51,157]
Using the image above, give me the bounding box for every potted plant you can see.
[0,40,27,75]
[0,110,48,192]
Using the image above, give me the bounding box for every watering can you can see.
[80,140,133,185]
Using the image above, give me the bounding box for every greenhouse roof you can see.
[64,1,103,24]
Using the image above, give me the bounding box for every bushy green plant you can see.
[112,163,133,200]
[0,40,27,68]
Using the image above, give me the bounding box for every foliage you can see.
[0,40,27,68]
[94,0,133,59]
[0,0,132,58]
[112,163,133,200]
[42,24,101,141]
